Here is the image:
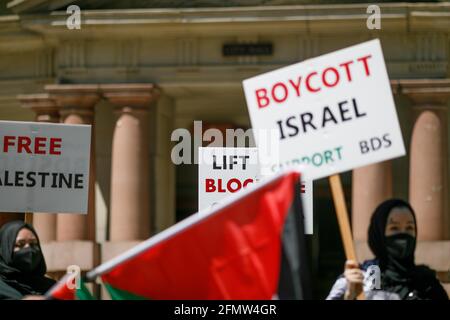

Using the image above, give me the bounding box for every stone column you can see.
[352,82,399,242]
[102,84,160,241]
[401,80,450,241]
[18,93,60,241]
[352,161,393,241]
[152,95,176,233]
[46,85,100,241]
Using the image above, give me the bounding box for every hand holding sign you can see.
[243,39,406,299]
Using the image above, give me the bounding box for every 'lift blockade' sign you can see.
[198,147,260,211]
[0,120,91,214]
[198,147,313,234]
[243,39,405,180]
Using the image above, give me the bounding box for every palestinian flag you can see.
[87,170,311,300]
[46,274,94,300]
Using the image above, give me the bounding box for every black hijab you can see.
[368,199,416,270]
[367,199,448,300]
[0,220,55,299]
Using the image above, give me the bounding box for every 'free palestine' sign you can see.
[0,120,91,214]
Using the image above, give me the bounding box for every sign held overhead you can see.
[243,39,405,180]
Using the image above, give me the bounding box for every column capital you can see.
[17,93,59,122]
[100,84,161,110]
[398,79,450,107]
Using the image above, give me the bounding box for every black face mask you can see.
[385,233,415,261]
[11,246,42,274]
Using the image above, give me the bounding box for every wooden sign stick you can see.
[328,174,365,300]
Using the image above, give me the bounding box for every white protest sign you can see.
[198,147,260,210]
[198,147,313,234]
[243,39,405,180]
[0,120,91,214]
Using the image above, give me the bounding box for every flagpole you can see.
[44,273,73,299]
[86,168,300,281]
[328,174,365,300]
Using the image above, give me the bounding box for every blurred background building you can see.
[0,0,449,298]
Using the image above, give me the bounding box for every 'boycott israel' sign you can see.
[243,39,405,180]
[198,147,313,234]
[0,121,91,214]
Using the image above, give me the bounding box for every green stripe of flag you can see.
[76,280,95,300]
[104,283,147,300]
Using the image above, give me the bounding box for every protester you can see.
[0,220,55,300]
[327,199,448,300]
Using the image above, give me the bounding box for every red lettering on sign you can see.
[300,182,306,194]
[226,179,238,192]
[305,72,320,93]
[18,136,32,154]
[339,60,354,81]
[252,54,374,109]
[2,136,63,155]
[271,82,289,103]
[243,179,254,187]
[217,180,226,193]
[288,77,302,97]
[49,138,62,155]
[357,55,372,76]
[205,179,216,192]
[34,137,46,154]
[322,67,340,88]
[205,178,255,193]
[255,89,270,109]
[3,136,15,153]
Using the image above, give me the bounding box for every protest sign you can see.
[198,147,313,234]
[243,39,405,180]
[198,147,260,210]
[0,120,91,214]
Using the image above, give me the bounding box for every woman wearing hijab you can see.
[327,199,448,300]
[0,220,55,299]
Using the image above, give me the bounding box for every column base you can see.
[41,240,99,273]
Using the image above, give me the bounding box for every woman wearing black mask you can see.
[327,199,448,300]
[0,220,55,300]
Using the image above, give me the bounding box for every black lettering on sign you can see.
[0,171,85,189]
[359,133,392,155]
[275,97,367,141]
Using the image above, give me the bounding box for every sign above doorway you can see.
[223,43,273,56]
